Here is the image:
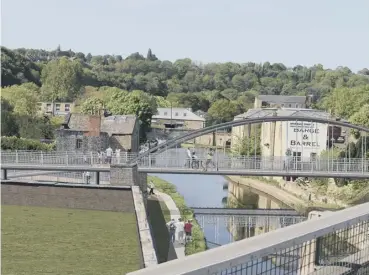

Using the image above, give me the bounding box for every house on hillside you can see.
[151,107,205,130]
[254,95,311,109]
[55,113,140,152]
[38,102,75,116]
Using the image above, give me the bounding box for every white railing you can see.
[1,150,138,166]
[1,151,368,175]
[127,203,369,275]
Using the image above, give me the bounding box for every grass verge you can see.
[2,205,140,275]
[148,176,207,256]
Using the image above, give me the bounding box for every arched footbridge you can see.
[1,116,369,179]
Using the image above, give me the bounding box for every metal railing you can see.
[1,150,138,166]
[2,151,368,172]
[127,203,369,275]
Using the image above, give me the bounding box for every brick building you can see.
[55,113,140,152]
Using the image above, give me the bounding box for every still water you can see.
[152,173,287,244]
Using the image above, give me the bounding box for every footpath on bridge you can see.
[227,176,305,209]
[154,190,186,260]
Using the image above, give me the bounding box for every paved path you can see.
[154,191,186,259]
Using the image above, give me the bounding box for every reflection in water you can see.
[153,173,299,274]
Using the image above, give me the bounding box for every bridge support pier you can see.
[110,164,147,192]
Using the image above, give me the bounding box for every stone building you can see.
[55,113,140,152]
[151,107,205,130]
[231,108,349,158]
[254,95,310,109]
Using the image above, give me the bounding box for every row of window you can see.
[38,103,71,112]
[162,112,187,117]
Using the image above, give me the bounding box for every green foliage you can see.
[207,99,245,125]
[148,176,207,256]
[154,96,171,107]
[320,85,369,118]
[1,84,40,117]
[1,98,19,136]
[350,104,369,137]
[105,89,157,129]
[41,57,83,101]
[1,136,55,151]
[81,96,105,115]
[233,135,261,156]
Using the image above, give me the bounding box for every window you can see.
[183,113,187,117]
[310,153,317,161]
[64,104,70,112]
[46,103,52,112]
[295,104,299,108]
[164,112,168,116]
[76,139,82,149]
[288,104,292,108]
[56,104,61,111]
[175,112,178,116]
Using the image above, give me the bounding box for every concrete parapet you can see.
[131,186,158,268]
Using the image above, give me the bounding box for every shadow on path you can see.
[147,198,177,263]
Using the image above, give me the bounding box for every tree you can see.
[146,48,158,61]
[350,104,369,137]
[1,98,19,136]
[81,97,105,115]
[41,57,83,101]
[233,135,261,156]
[321,85,369,118]
[1,84,39,117]
[105,89,157,130]
[207,99,241,125]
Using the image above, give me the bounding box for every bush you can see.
[1,136,55,151]
[148,176,207,256]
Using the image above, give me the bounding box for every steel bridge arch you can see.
[130,116,369,164]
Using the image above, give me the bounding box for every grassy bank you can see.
[148,176,207,256]
[146,197,172,263]
[2,205,141,275]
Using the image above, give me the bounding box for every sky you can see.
[1,0,368,72]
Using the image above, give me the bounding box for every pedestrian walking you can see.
[116,149,121,164]
[167,219,177,243]
[148,180,155,195]
[84,171,91,184]
[97,151,102,164]
[106,147,113,164]
[176,218,185,244]
[184,219,193,243]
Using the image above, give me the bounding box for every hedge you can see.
[1,136,56,151]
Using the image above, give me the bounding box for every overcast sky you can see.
[2,0,368,71]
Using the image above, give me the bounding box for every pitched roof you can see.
[152,108,205,121]
[63,113,137,135]
[101,115,137,135]
[257,95,307,104]
[234,108,337,121]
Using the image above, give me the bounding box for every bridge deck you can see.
[191,207,301,216]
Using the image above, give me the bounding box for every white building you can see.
[232,108,348,160]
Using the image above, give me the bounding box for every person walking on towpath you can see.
[184,219,193,243]
[106,147,113,164]
[167,219,177,243]
[148,180,155,195]
[176,218,185,245]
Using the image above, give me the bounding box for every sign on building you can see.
[286,121,328,157]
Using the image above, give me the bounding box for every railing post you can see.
[2,169,7,180]
[41,151,44,165]
[91,152,93,166]
[95,172,100,185]
[16,150,18,163]
[149,154,151,168]
[66,152,68,165]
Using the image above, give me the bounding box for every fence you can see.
[127,203,369,275]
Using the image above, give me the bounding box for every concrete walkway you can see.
[154,190,186,259]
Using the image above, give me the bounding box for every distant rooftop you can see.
[62,113,137,135]
[235,108,340,121]
[153,108,205,121]
[257,95,307,104]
